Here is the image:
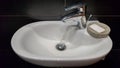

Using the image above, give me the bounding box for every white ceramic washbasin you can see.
[11,21,112,67]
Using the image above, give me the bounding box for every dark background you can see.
[0,0,120,68]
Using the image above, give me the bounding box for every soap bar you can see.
[87,22,111,38]
[89,24,105,33]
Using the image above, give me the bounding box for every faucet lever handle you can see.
[65,3,85,11]
[65,3,86,16]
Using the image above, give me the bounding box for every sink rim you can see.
[11,21,113,61]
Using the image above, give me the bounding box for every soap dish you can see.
[87,22,111,38]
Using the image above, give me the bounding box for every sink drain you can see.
[56,43,66,51]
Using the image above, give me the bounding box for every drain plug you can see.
[56,43,66,51]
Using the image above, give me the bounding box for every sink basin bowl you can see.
[11,21,112,67]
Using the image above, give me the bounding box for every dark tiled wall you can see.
[0,0,120,68]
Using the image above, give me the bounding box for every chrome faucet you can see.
[62,3,87,29]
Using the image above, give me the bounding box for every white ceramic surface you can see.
[11,21,112,67]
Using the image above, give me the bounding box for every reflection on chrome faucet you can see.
[62,3,87,29]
